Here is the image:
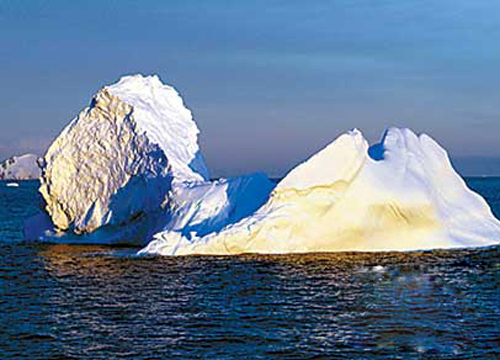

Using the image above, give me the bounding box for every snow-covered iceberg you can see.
[38,74,208,236]
[0,154,40,180]
[141,128,500,255]
[26,74,273,244]
[24,73,500,253]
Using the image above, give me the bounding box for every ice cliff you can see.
[141,128,500,255]
[0,154,41,180]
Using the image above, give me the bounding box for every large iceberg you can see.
[39,75,208,235]
[0,154,41,180]
[141,128,500,255]
[25,73,500,254]
[28,74,272,244]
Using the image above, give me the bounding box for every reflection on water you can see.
[1,244,500,358]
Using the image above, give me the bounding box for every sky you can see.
[0,0,499,177]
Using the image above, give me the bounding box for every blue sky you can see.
[1,0,499,176]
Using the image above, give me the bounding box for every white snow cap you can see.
[276,128,368,191]
[107,74,209,181]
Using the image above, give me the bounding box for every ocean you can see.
[1,179,500,358]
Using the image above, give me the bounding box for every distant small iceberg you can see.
[0,154,41,180]
[6,182,19,187]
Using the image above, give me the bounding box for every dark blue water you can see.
[1,179,500,359]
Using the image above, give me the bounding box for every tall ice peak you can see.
[106,74,209,181]
[39,74,209,234]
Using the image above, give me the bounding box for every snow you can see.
[141,128,500,256]
[140,173,275,255]
[26,172,274,246]
[37,74,208,234]
[107,75,209,182]
[0,154,40,180]
[276,129,367,191]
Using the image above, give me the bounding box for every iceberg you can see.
[26,74,273,244]
[24,73,500,254]
[141,128,500,255]
[0,154,41,180]
[38,74,208,235]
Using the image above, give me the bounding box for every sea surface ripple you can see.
[1,179,500,359]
